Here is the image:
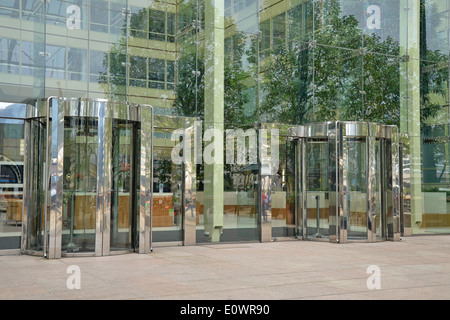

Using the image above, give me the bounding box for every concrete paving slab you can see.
[0,235,449,300]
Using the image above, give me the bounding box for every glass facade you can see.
[0,0,449,251]
[0,106,24,249]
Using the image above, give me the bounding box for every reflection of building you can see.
[0,0,449,255]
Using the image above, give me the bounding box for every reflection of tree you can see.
[98,1,449,187]
[154,159,172,187]
[259,1,448,129]
[175,0,256,195]
[99,36,127,100]
[259,1,449,190]
[99,0,448,129]
[98,7,146,100]
[420,1,449,184]
[260,2,405,125]
[420,2,447,128]
[173,25,251,125]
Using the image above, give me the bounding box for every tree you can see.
[419,1,449,184]
[173,19,252,126]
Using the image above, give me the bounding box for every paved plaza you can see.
[0,235,449,300]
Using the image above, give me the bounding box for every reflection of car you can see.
[0,163,24,183]
[0,161,24,213]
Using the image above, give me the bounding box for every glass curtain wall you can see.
[0,0,449,250]
[0,108,25,250]
[0,0,45,250]
[419,0,450,234]
[0,0,184,247]
[177,0,261,243]
[254,0,449,236]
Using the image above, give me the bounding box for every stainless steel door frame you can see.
[329,121,340,243]
[294,137,301,238]
[181,121,197,246]
[301,136,307,240]
[288,121,401,244]
[95,100,113,256]
[367,123,381,242]
[21,103,47,256]
[22,97,154,258]
[46,97,64,258]
[385,125,401,241]
[258,123,272,242]
[289,122,340,243]
[139,105,154,253]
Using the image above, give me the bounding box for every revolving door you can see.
[283,121,401,243]
[21,97,153,258]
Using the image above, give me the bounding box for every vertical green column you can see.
[203,0,224,242]
[400,0,423,233]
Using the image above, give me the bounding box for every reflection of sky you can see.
[340,0,400,42]
[0,103,26,118]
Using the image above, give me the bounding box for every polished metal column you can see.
[301,136,307,240]
[389,125,401,241]
[95,101,105,256]
[294,137,301,238]
[367,123,378,242]
[22,101,47,255]
[103,102,114,255]
[337,121,347,243]
[95,100,113,256]
[47,97,64,259]
[259,126,272,242]
[327,121,339,243]
[183,121,196,246]
[139,105,153,253]
[399,136,411,236]
[21,119,31,253]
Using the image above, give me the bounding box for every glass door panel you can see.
[272,137,297,238]
[295,139,303,238]
[134,127,141,249]
[110,120,134,251]
[24,119,46,252]
[62,117,97,253]
[346,137,368,240]
[305,139,329,239]
[375,139,384,240]
[383,139,394,238]
[152,147,183,242]
[152,118,189,244]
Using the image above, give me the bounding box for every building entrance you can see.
[286,122,401,243]
[17,112,402,258]
[21,97,153,258]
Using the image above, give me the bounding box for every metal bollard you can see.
[315,195,321,238]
